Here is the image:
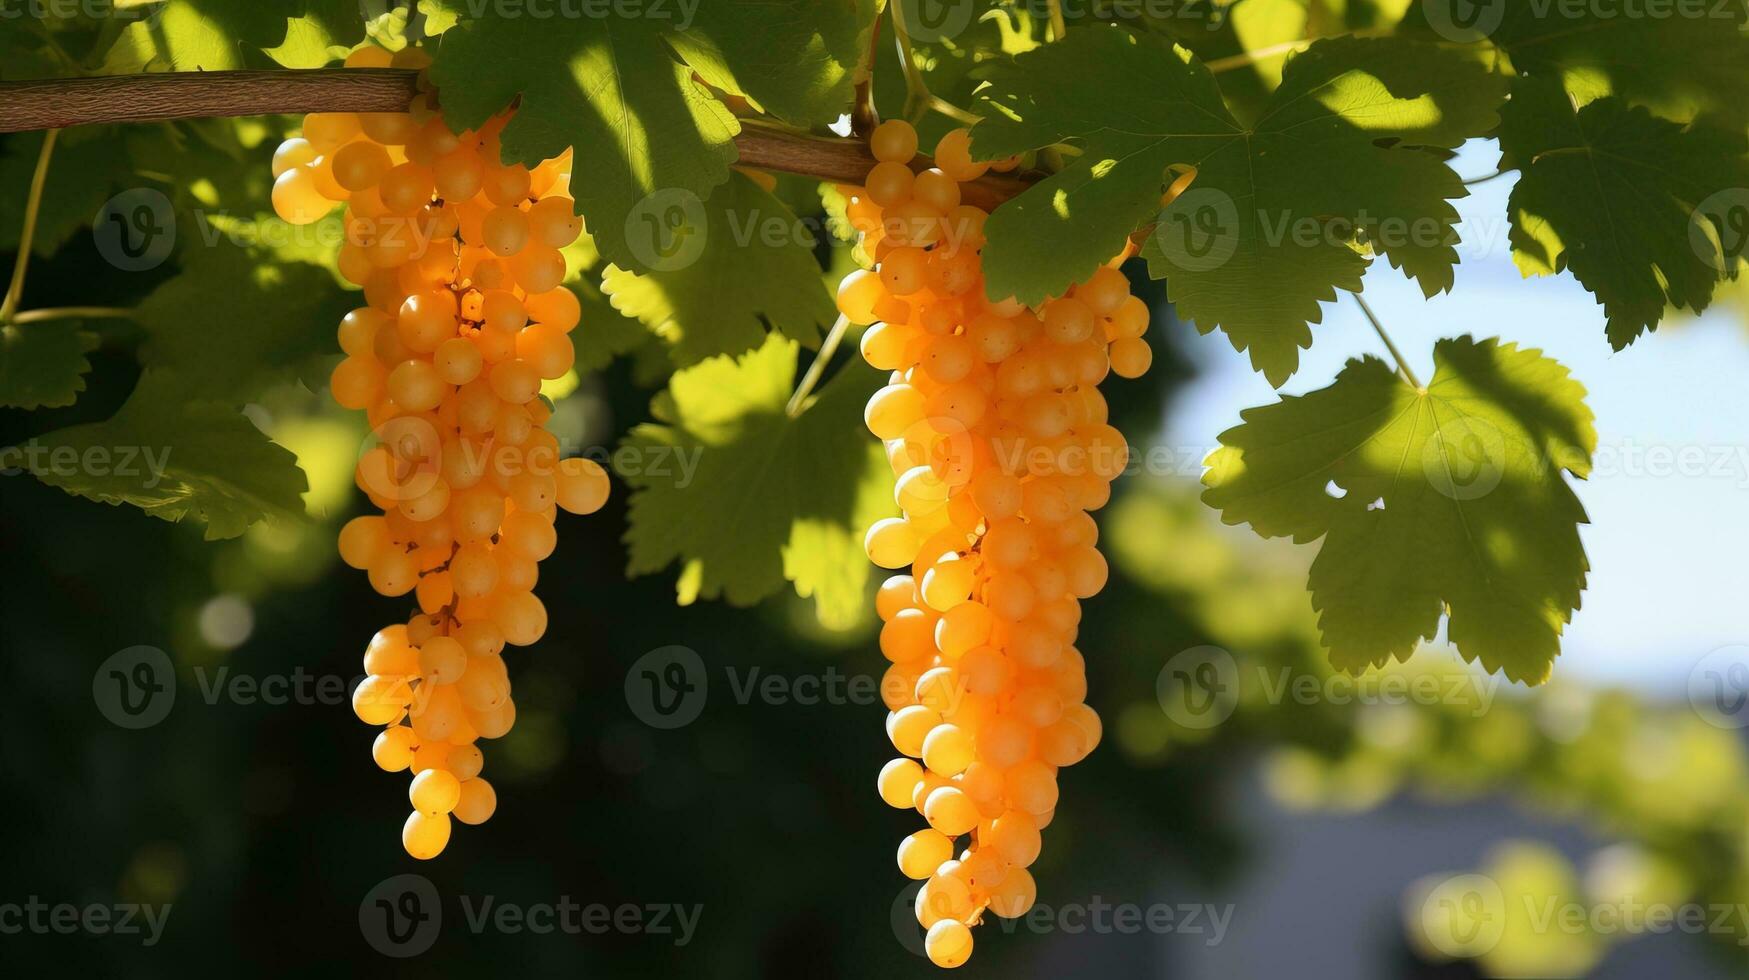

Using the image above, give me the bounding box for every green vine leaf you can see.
[785,442,895,630]
[601,172,836,367]
[0,129,144,258]
[102,0,366,71]
[1411,0,1749,125]
[1499,78,1749,349]
[0,19,66,80]
[418,0,460,35]
[0,321,97,410]
[137,240,350,403]
[569,276,653,374]
[23,370,308,540]
[1202,336,1595,684]
[620,335,892,622]
[668,0,876,128]
[971,29,1505,385]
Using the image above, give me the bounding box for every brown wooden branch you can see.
[0,69,1037,209]
[0,69,423,130]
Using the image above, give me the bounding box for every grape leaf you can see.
[819,181,856,244]
[0,321,97,410]
[102,0,365,71]
[569,276,652,373]
[1498,78,1749,349]
[419,0,461,36]
[1411,0,1749,125]
[1223,0,1309,92]
[1202,336,1595,684]
[1132,0,1309,122]
[24,370,309,540]
[427,10,738,274]
[0,19,67,81]
[971,29,1505,385]
[620,336,890,619]
[787,441,896,631]
[601,172,835,366]
[137,239,350,402]
[0,128,145,258]
[668,0,875,127]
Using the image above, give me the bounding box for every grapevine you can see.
[273,45,610,859]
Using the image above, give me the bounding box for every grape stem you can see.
[11,306,135,324]
[1046,0,1068,41]
[850,2,886,136]
[0,129,58,325]
[786,314,852,418]
[888,0,932,124]
[1352,292,1423,390]
[1203,29,1391,74]
[1462,168,1510,186]
[1204,40,1315,73]
[887,0,980,127]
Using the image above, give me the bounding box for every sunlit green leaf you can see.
[1204,336,1594,683]
[601,172,835,366]
[25,370,308,539]
[621,336,890,620]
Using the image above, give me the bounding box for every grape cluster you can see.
[272,45,610,859]
[838,120,1151,967]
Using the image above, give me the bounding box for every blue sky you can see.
[1165,141,1749,690]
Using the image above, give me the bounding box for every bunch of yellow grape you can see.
[271,45,611,859]
[837,120,1151,967]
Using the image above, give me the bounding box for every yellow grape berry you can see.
[453,777,498,825]
[898,829,954,880]
[925,920,974,968]
[402,810,451,860]
[410,768,462,814]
